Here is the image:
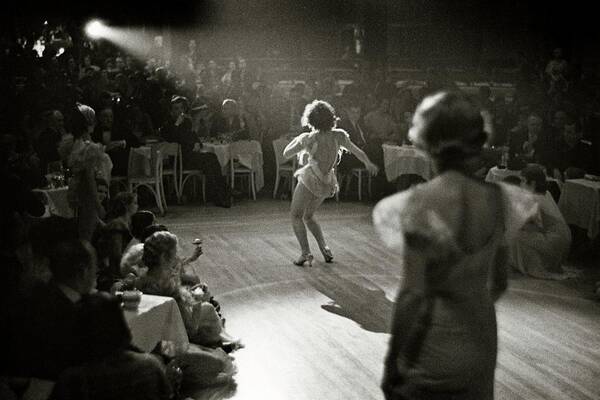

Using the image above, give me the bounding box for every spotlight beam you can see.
[86,20,107,39]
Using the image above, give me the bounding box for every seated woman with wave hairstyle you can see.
[136,231,238,351]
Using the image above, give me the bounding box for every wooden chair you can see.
[127,147,166,215]
[272,137,297,198]
[158,142,180,204]
[344,167,372,201]
[178,146,206,203]
[229,140,258,200]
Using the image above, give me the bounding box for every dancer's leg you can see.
[290,182,315,255]
[303,194,327,251]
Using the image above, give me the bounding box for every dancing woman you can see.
[283,100,378,267]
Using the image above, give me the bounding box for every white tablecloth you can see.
[382,144,432,182]
[485,166,562,190]
[124,294,189,353]
[32,187,73,218]
[485,166,522,183]
[201,142,231,169]
[201,140,264,191]
[558,179,600,239]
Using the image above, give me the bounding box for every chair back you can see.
[158,142,179,158]
[229,140,261,177]
[272,137,296,169]
[127,146,162,180]
[158,142,179,174]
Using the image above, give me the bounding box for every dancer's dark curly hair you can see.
[301,100,336,131]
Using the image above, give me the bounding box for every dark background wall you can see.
[4,0,600,67]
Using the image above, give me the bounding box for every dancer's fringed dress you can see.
[293,129,351,198]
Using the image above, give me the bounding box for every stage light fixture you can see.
[85,20,106,39]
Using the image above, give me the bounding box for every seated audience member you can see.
[209,98,250,141]
[507,110,529,157]
[190,101,212,137]
[282,85,309,136]
[0,170,46,332]
[136,231,238,350]
[161,96,231,207]
[121,223,200,285]
[1,133,44,188]
[240,94,266,143]
[550,121,594,180]
[10,239,98,379]
[509,166,574,280]
[36,110,66,174]
[94,192,138,291]
[96,178,109,220]
[477,85,494,112]
[124,103,156,144]
[362,97,399,198]
[126,210,157,251]
[548,109,568,145]
[120,223,168,279]
[53,292,172,400]
[337,99,368,176]
[519,114,552,166]
[363,97,399,144]
[22,217,79,294]
[92,108,129,176]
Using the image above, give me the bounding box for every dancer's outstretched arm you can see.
[283,133,307,159]
[345,140,379,176]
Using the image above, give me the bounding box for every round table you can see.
[382,144,432,182]
[485,166,523,183]
[558,178,600,239]
[200,140,265,192]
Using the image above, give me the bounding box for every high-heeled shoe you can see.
[320,246,333,263]
[293,253,313,267]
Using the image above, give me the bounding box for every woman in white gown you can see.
[510,165,573,280]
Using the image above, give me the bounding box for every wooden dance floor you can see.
[161,199,600,400]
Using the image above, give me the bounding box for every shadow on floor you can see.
[306,268,394,334]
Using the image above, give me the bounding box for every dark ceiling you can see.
[4,0,598,41]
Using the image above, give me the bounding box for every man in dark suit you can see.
[209,99,250,141]
[509,114,552,167]
[9,239,98,379]
[550,121,595,179]
[92,107,131,176]
[161,96,231,207]
[36,109,65,174]
[286,85,310,136]
[337,101,368,175]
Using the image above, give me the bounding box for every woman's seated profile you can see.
[509,165,574,280]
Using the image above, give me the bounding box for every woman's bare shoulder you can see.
[332,128,349,138]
